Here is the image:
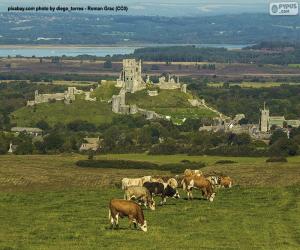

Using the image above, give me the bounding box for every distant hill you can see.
[1,13,300,45]
[11,81,217,126]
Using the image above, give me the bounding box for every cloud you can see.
[197,4,241,12]
[130,5,145,10]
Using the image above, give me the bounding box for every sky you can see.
[0,0,276,16]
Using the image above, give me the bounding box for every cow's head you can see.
[139,220,147,232]
[165,185,180,199]
[148,198,155,211]
[210,176,219,186]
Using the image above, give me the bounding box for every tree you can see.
[44,133,64,151]
[270,129,287,145]
[0,137,8,154]
[15,141,33,155]
[103,59,112,69]
[269,138,298,156]
[36,120,50,131]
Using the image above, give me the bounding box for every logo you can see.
[269,2,299,15]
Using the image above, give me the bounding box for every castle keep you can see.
[116,59,146,93]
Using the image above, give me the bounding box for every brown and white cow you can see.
[219,176,233,188]
[124,186,155,210]
[182,175,215,202]
[206,175,220,188]
[151,176,178,189]
[109,199,147,232]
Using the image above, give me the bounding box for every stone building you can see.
[27,87,96,106]
[116,59,146,93]
[260,103,270,132]
[260,103,300,132]
[11,127,43,136]
[79,137,101,152]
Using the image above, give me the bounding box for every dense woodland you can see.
[132,44,300,64]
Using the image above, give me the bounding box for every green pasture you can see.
[0,154,300,248]
[0,186,299,249]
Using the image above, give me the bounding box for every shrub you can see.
[266,157,287,163]
[215,160,237,165]
[76,159,205,173]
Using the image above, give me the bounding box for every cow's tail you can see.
[121,181,127,190]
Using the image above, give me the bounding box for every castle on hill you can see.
[112,59,187,117]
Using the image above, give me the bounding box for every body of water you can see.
[0,44,251,57]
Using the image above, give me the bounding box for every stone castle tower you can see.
[117,59,145,93]
[260,102,269,132]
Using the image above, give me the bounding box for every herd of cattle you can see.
[109,169,233,232]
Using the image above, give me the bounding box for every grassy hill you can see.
[11,100,116,127]
[11,81,217,127]
[11,81,120,127]
[127,88,217,123]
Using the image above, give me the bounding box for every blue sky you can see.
[1,0,272,15]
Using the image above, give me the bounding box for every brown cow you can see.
[219,176,233,188]
[182,175,215,202]
[109,199,147,232]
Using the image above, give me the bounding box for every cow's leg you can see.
[109,209,114,229]
[115,213,119,229]
[189,190,193,200]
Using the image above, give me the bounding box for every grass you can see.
[0,187,299,249]
[91,81,120,101]
[0,154,300,248]
[127,89,217,121]
[11,99,116,126]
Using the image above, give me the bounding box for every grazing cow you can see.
[121,176,151,190]
[219,176,233,188]
[182,175,215,202]
[175,175,184,188]
[141,176,152,184]
[124,186,155,210]
[109,199,147,232]
[151,176,178,189]
[206,176,220,188]
[143,181,180,205]
[184,169,203,177]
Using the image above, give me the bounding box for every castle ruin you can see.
[157,74,181,90]
[27,87,96,106]
[116,59,146,93]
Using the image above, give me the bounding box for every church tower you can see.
[260,102,269,132]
